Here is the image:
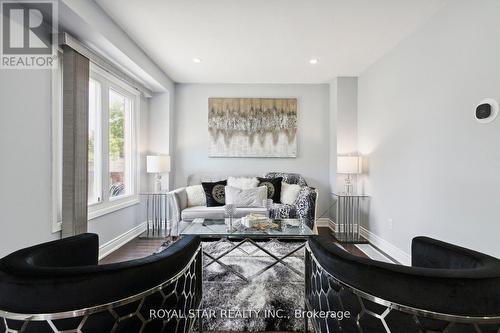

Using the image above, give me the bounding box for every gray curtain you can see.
[62,46,89,237]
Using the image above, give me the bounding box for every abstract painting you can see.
[208,98,297,157]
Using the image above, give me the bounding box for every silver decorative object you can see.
[263,198,273,218]
[224,203,236,232]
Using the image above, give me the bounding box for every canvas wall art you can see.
[208,98,298,157]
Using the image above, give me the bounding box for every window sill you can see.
[51,196,140,232]
[88,195,140,220]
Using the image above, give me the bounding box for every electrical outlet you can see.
[388,218,393,230]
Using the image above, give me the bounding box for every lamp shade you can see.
[146,155,170,173]
[337,155,361,174]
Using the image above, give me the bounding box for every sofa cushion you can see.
[227,176,259,189]
[188,174,257,186]
[185,185,206,207]
[202,180,227,207]
[281,182,301,205]
[257,177,283,203]
[264,172,308,187]
[225,186,267,207]
[181,206,267,221]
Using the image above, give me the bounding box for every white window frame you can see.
[88,64,140,220]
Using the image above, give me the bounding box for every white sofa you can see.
[168,172,318,235]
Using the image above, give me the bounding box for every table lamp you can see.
[146,155,170,192]
[337,155,361,195]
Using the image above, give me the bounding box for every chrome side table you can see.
[139,192,170,239]
[332,193,370,243]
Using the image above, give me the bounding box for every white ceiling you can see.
[95,0,446,84]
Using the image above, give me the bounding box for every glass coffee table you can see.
[181,218,313,282]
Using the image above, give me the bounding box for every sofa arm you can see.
[294,186,318,230]
[168,187,188,224]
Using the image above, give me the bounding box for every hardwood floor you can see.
[99,227,368,264]
[317,227,368,258]
[98,238,166,264]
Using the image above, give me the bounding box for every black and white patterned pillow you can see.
[257,177,283,203]
[202,180,227,207]
[263,172,308,187]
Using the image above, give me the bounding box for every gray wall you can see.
[88,202,145,246]
[332,77,359,193]
[174,83,331,216]
[0,70,59,257]
[149,92,174,191]
[358,0,500,257]
[336,78,358,155]
[328,81,338,192]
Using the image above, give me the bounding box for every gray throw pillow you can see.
[225,186,267,207]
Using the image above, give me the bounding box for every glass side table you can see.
[332,193,370,243]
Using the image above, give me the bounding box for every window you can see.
[88,65,140,219]
[108,88,133,199]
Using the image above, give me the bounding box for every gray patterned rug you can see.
[200,239,306,332]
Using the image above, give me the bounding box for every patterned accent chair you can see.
[305,236,500,333]
[0,234,202,333]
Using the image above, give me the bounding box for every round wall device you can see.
[475,98,498,124]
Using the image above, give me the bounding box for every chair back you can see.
[0,234,202,333]
[305,236,500,333]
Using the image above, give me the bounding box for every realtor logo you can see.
[1,0,58,69]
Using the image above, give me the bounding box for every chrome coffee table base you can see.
[203,238,306,282]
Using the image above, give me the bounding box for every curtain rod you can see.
[58,32,153,98]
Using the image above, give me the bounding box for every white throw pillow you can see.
[227,176,259,190]
[185,185,206,207]
[225,186,267,207]
[281,182,301,205]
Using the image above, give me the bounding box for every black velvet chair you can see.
[305,236,500,333]
[0,233,202,333]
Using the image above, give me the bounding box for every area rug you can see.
[196,239,306,332]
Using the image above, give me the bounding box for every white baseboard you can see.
[98,221,147,260]
[324,218,337,231]
[315,218,332,227]
[326,219,411,265]
[359,227,411,265]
